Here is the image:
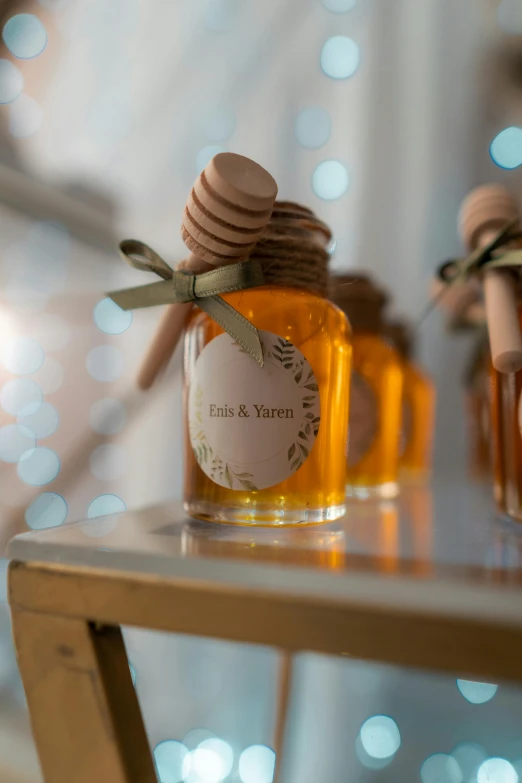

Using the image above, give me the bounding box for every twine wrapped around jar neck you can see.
[250,201,332,298]
[329,273,388,333]
[384,321,413,360]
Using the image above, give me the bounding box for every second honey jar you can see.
[386,320,436,483]
[331,274,403,499]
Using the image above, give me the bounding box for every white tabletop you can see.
[7,480,522,630]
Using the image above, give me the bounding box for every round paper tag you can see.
[347,371,378,467]
[188,330,321,490]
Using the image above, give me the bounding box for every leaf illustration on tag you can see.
[224,465,232,488]
[288,443,296,460]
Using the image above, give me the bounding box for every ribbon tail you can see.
[199,295,264,367]
[488,249,522,269]
[107,280,183,310]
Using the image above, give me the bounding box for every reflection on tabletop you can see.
[7,481,522,587]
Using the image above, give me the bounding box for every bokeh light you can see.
[89,444,127,481]
[2,337,44,375]
[0,59,24,104]
[320,35,360,79]
[312,160,349,200]
[477,758,518,783]
[456,679,498,704]
[451,743,487,781]
[327,237,337,255]
[1,379,42,417]
[239,745,275,783]
[421,754,463,783]
[86,345,125,382]
[200,106,235,141]
[183,746,227,783]
[154,739,188,783]
[2,14,47,59]
[94,298,133,335]
[355,733,394,770]
[321,0,356,11]
[87,494,126,518]
[360,715,401,759]
[198,739,233,779]
[490,127,522,170]
[0,424,35,462]
[19,401,59,439]
[89,398,127,435]
[294,107,331,149]
[197,145,226,173]
[17,446,60,486]
[498,0,522,34]
[9,94,44,137]
[25,492,67,529]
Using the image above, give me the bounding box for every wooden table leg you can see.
[272,650,293,783]
[11,609,156,783]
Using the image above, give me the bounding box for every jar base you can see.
[184,500,346,527]
[345,481,399,500]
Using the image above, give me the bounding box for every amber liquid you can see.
[183,286,352,525]
[490,360,522,521]
[399,361,436,482]
[346,332,403,499]
[465,382,491,481]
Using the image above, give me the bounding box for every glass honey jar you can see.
[183,202,352,525]
[464,335,491,482]
[385,321,436,483]
[490,307,522,520]
[330,274,403,499]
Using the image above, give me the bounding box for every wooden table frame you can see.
[9,558,522,783]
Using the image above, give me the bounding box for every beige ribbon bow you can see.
[107,239,265,365]
[419,220,522,327]
[437,219,522,286]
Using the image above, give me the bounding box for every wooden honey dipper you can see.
[459,184,522,374]
[137,153,278,390]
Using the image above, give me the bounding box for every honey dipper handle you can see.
[483,269,522,373]
[137,302,193,390]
